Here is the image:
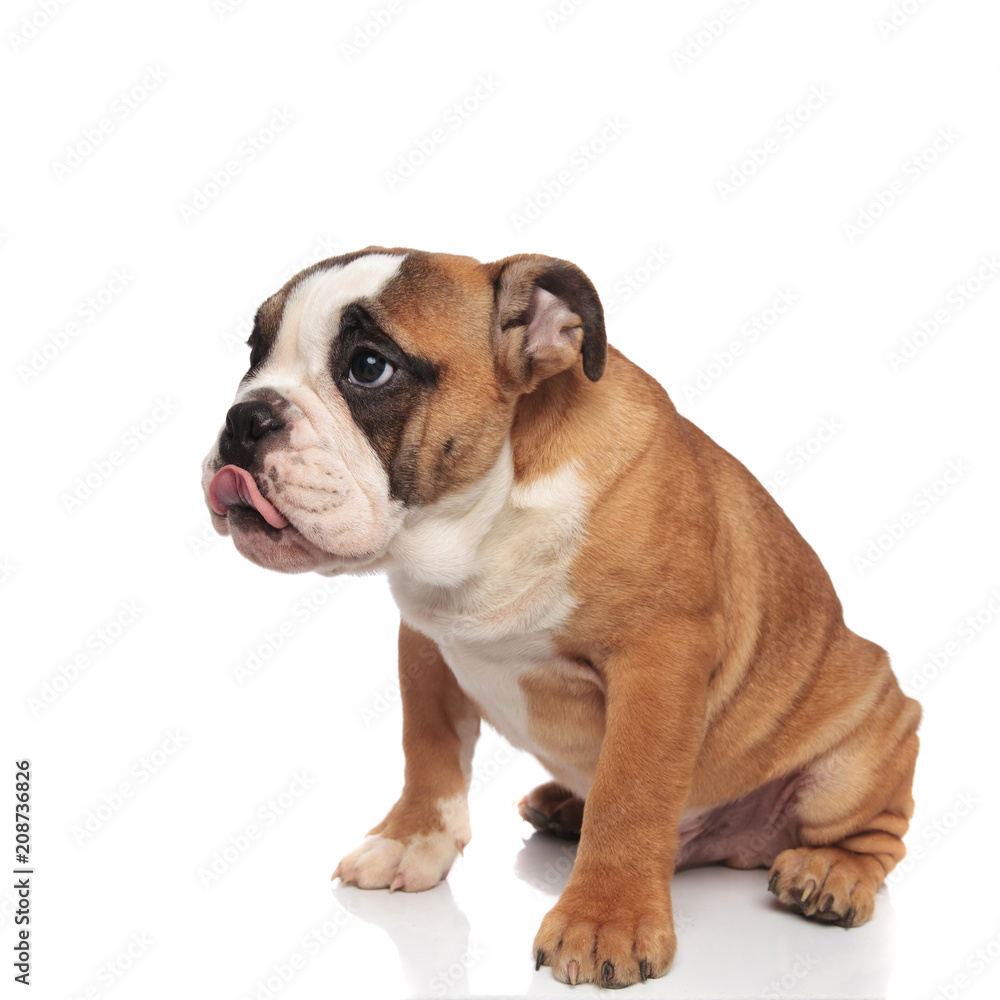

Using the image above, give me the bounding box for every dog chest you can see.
[389,559,605,791]
[440,636,606,795]
[385,449,603,786]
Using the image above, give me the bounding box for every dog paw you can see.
[333,794,470,893]
[768,846,881,928]
[517,781,584,840]
[333,832,459,892]
[533,884,675,987]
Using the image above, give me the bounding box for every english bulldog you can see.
[202,247,921,988]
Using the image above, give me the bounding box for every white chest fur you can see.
[385,443,592,757]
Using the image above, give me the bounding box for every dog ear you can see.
[489,254,607,389]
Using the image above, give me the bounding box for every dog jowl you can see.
[203,246,921,988]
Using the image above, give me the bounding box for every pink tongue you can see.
[209,465,289,529]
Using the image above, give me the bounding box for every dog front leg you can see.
[533,633,709,987]
[334,622,481,892]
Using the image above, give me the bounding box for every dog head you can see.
[201,247,606,575]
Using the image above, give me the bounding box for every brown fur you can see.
[373,252,512,505]
[215,248,920,989]
[359,256,919,986]
[511,346,921,984]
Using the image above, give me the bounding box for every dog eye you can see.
[348,350,394,387]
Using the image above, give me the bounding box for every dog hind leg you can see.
[518,781,585,840]
[768,699,920,928]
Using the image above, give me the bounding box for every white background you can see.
[3,0,999,997]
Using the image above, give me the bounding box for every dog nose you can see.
[220,401,283,466]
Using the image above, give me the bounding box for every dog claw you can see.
[819,893,834,914]
[639,958,649,982]
[389,873,405,892]
[602,960,615,985]
[768,870,781,893]
[567,959,579,985]
[842,906,856,929]
[536,948,545,971]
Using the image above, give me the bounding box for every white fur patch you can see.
[335,794,471,893]
[265,253,406,376]
[388,440,516,590]
[387,446,588,642]
[509,459,586,512]
[224,252,408,568]
[386,451,591,758]
[260,388,403,563]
